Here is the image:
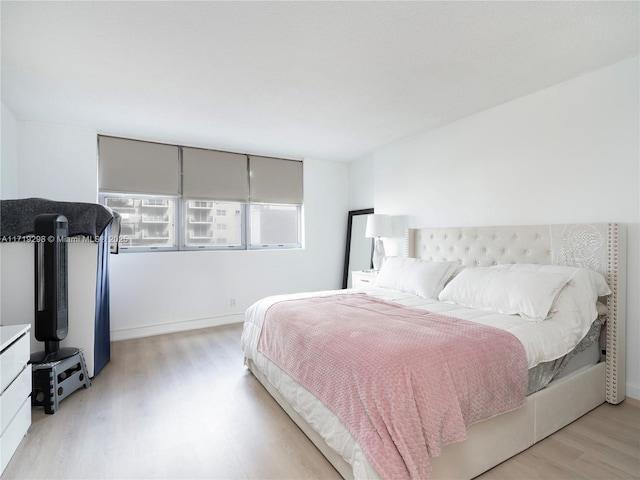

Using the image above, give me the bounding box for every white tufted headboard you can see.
[405,223,626,404]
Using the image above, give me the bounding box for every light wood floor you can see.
[3,323,639,480]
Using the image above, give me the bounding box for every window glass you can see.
[102,194,177,250]
[183,200,243,248]
[249,204,301,248]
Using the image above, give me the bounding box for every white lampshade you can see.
[365,214,392,238]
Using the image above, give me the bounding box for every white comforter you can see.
[244,285,597,369]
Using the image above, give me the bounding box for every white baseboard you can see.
[110,314,244,342]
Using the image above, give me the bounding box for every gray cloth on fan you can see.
[0,198,116,239]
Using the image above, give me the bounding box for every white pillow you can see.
[489,263,611,330]
[375,257,458,299]
[438,267,572,321]
[490,263,610,297]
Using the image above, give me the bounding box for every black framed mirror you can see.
[342,208,374,289]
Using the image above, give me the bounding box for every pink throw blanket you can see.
[257,293,528,479]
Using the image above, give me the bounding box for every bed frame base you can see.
[246,359,354,479]
[247,359,605,480]
[430,362,605,479]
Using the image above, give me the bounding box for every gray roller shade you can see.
[182,148,249,201]
[98,136,179,195]
[249,156,303,204]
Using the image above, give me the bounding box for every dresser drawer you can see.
[0,396,31,475]
[0,333,29,393]
[0,366,31,435]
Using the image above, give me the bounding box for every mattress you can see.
[527,319,601,393]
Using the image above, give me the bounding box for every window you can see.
[249,204,301,248]
[182,200,243,249]
[102,194,177,250]
[98,136,303,252]
[98,136,180,251]
[248,155,303,249]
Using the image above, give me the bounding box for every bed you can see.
[241,223,626,479]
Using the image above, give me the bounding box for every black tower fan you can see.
[31,214,79,363]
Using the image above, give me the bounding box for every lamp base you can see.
[372,238,386,271]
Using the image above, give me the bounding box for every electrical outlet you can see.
[230,298,236,307]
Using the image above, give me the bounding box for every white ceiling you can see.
[2,1,638,162]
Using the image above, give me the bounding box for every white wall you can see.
[348,153,374,211]
[3,119,350,339]
[360,57,639,398]
[16,122,98,202]
[1,103,19,198]
[0,104,19,332]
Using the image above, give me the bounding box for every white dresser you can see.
[0,324,31,476]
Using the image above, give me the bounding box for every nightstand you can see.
[351,271,379,290]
